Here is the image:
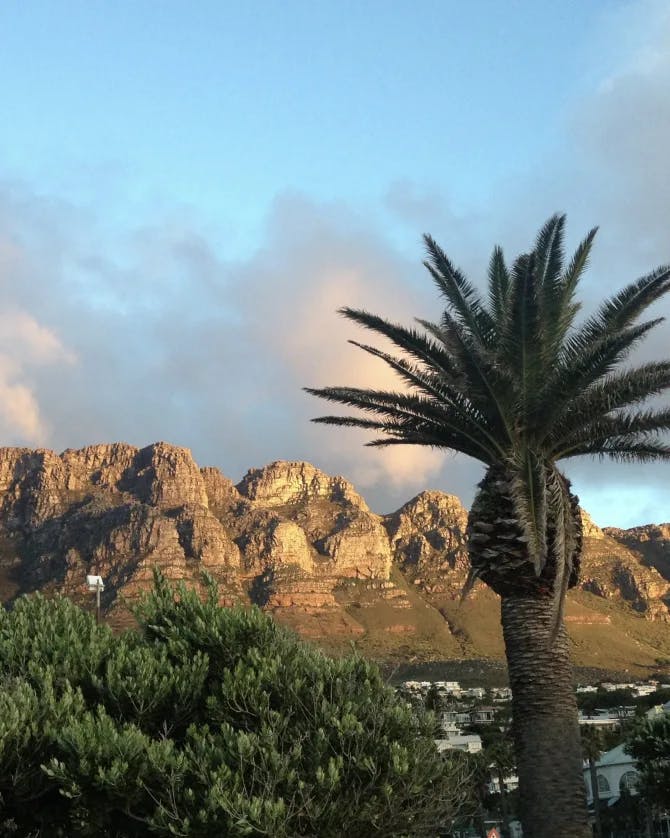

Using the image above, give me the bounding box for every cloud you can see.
[0,281,77,443]
[0,184,458,511]
[0,0,668,526]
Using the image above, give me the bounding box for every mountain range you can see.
[0,442,668,676]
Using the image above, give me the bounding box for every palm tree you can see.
[304,215,670,837]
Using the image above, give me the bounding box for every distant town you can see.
[396,677,670,837]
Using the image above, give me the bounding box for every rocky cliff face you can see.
[605,524,670,583]
[0,443,668,667]
[576,517,670,620]
[383,491,470,594]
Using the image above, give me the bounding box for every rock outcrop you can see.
[0,443,668,665]
[606,524,670,583]
[383,491,470,594]
[578,527,670,621]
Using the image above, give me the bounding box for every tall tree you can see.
[305,215,670,836]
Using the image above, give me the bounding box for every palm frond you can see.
[553,407,670,459]
[486,245,510,325]
[339,307,463,383]
[540,219,597,360]
[560,226,598,305]
[535,213,565,298]
[579,265,670,345]
[341,336,509,459]
[499,252,545,423]
[305,385,498,462]
[423,234,495,345]
[545,468,579,642]
[435,310,516,443]
[559,439,670,462]
[506,448,548,574]
[535,318,665,430]
[547,362,670,449]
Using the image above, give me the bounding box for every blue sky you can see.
[0,0,668,528]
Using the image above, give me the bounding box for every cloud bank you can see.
[0,1,668,527]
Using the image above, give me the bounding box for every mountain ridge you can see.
[0,442,668,674]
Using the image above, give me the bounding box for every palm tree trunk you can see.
[501,596,590,837]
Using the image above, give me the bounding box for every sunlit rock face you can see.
[579,525,670,621]
[230,460,400,629]
[605,523,670,581]
[0,443,243,624]
[235,460,392,580]
[581,510,606,540]
[0,443,668,661]
[237,460,369,510]
[383,491,470,595]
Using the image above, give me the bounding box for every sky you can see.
[0,0,669,528]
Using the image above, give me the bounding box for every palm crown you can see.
[305,215,670,607]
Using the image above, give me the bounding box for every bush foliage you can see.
[626,713,670,809]
[0,574,468,836]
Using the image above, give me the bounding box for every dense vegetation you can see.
[626,714,670,810]
[0,574,469,836]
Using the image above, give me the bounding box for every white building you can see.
[435,734,483,754]
[434,680,462,695]
[440,709,472,727]
[487,773,519,794]
[583,744,639,806]
[578,716,620,730]
[632,684,657,697]
[600,682,635,692]
[462,686,486,700]
[401,680,431,692]
[491,687,512,701]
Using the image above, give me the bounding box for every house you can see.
[435,680,462,695]
[401,680,431,693]
[583,744,639,806]
[470,706,496,724]
[578,716,620,730]
[435,734,483,754]
[487,773,519,794]
[462,686,486,700]
[632,684,657,697]
[491,687,512,701]
[440,709,472,728]
[600,682,635,692]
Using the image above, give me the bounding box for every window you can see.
[619,771,638,793]
[596,774,611,796]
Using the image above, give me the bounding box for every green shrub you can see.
[0,573,470,836]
